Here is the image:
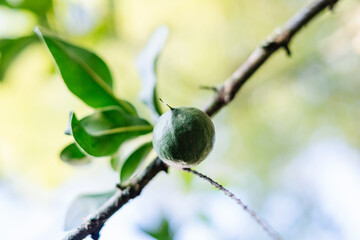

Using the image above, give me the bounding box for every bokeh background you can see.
[1,0,360,239]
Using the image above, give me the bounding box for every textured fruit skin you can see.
[152,107,215,167]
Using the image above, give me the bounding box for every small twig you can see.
[116,183,128,190]
[199,85,219,93]
[182,168,281,240]
[328,0,339,10]
[90,224,103,240]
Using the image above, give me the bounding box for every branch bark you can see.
[63,0,341,239]
[204,0,339,116]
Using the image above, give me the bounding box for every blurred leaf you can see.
[71,112,153,157]
[137,26,169,121]
[60,143,91,165]
[198,212,212,226]
[64,190,115,231]
[35,27,137,115]
[0,0,52,16]
[0,35,36,81]
[110,153,121,171]
[120,141,153,182]
[140,217,175,240]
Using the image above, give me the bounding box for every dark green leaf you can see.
[0,35,36,81]
[140,217,175,240]
[120,141,153,182]
[80,106,149,134]
[64,190,115,231]
[71,112,153,157]
[60,143,91,165]
[137,26,169,120]
[0,0,52,15]
[35,27,137,115]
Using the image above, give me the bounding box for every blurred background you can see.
[1,0,360,239]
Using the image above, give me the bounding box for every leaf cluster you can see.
[35,26,168,229]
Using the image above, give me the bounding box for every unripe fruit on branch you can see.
[152,101,215,168]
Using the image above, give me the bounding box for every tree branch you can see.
[204,0,339,116]
[63,0,341,239]
[63,158,168,240]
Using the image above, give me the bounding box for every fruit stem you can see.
[159,98,174,110]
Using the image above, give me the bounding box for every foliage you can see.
[137,25,168,121]
[36,26,166,175]
[120,141,153,182]
[140,217,175,240]
[36,28,137,113]
[0,0,52,16]
[60,143,91,165]
[0,36,37,80]
[1,1,359,239]
[33,26,168,227]
[0,0,53,81]
[70,112,152,157]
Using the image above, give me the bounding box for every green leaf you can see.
[0,35,36,81]
[35,27,137,115]
[64,190,115,231]
[110,153,121,171]
[0,0,52,15]
[137,26,169,120]
[71,112,153,157]
[60,143,91,165]
[140,217,175,240]
[80,106,149,134]
[120,141,153,182]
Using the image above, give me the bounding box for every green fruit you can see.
[152,106,215,167]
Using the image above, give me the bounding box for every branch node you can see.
[163,164,169,174]
[90,232,100,240]
[90,224,103,240]
[261,40,276,51]
[282,44,291,57]
[116,183,129,190]
[199,85,219,93]
[328,0,339,11]
[156,158,169,173]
